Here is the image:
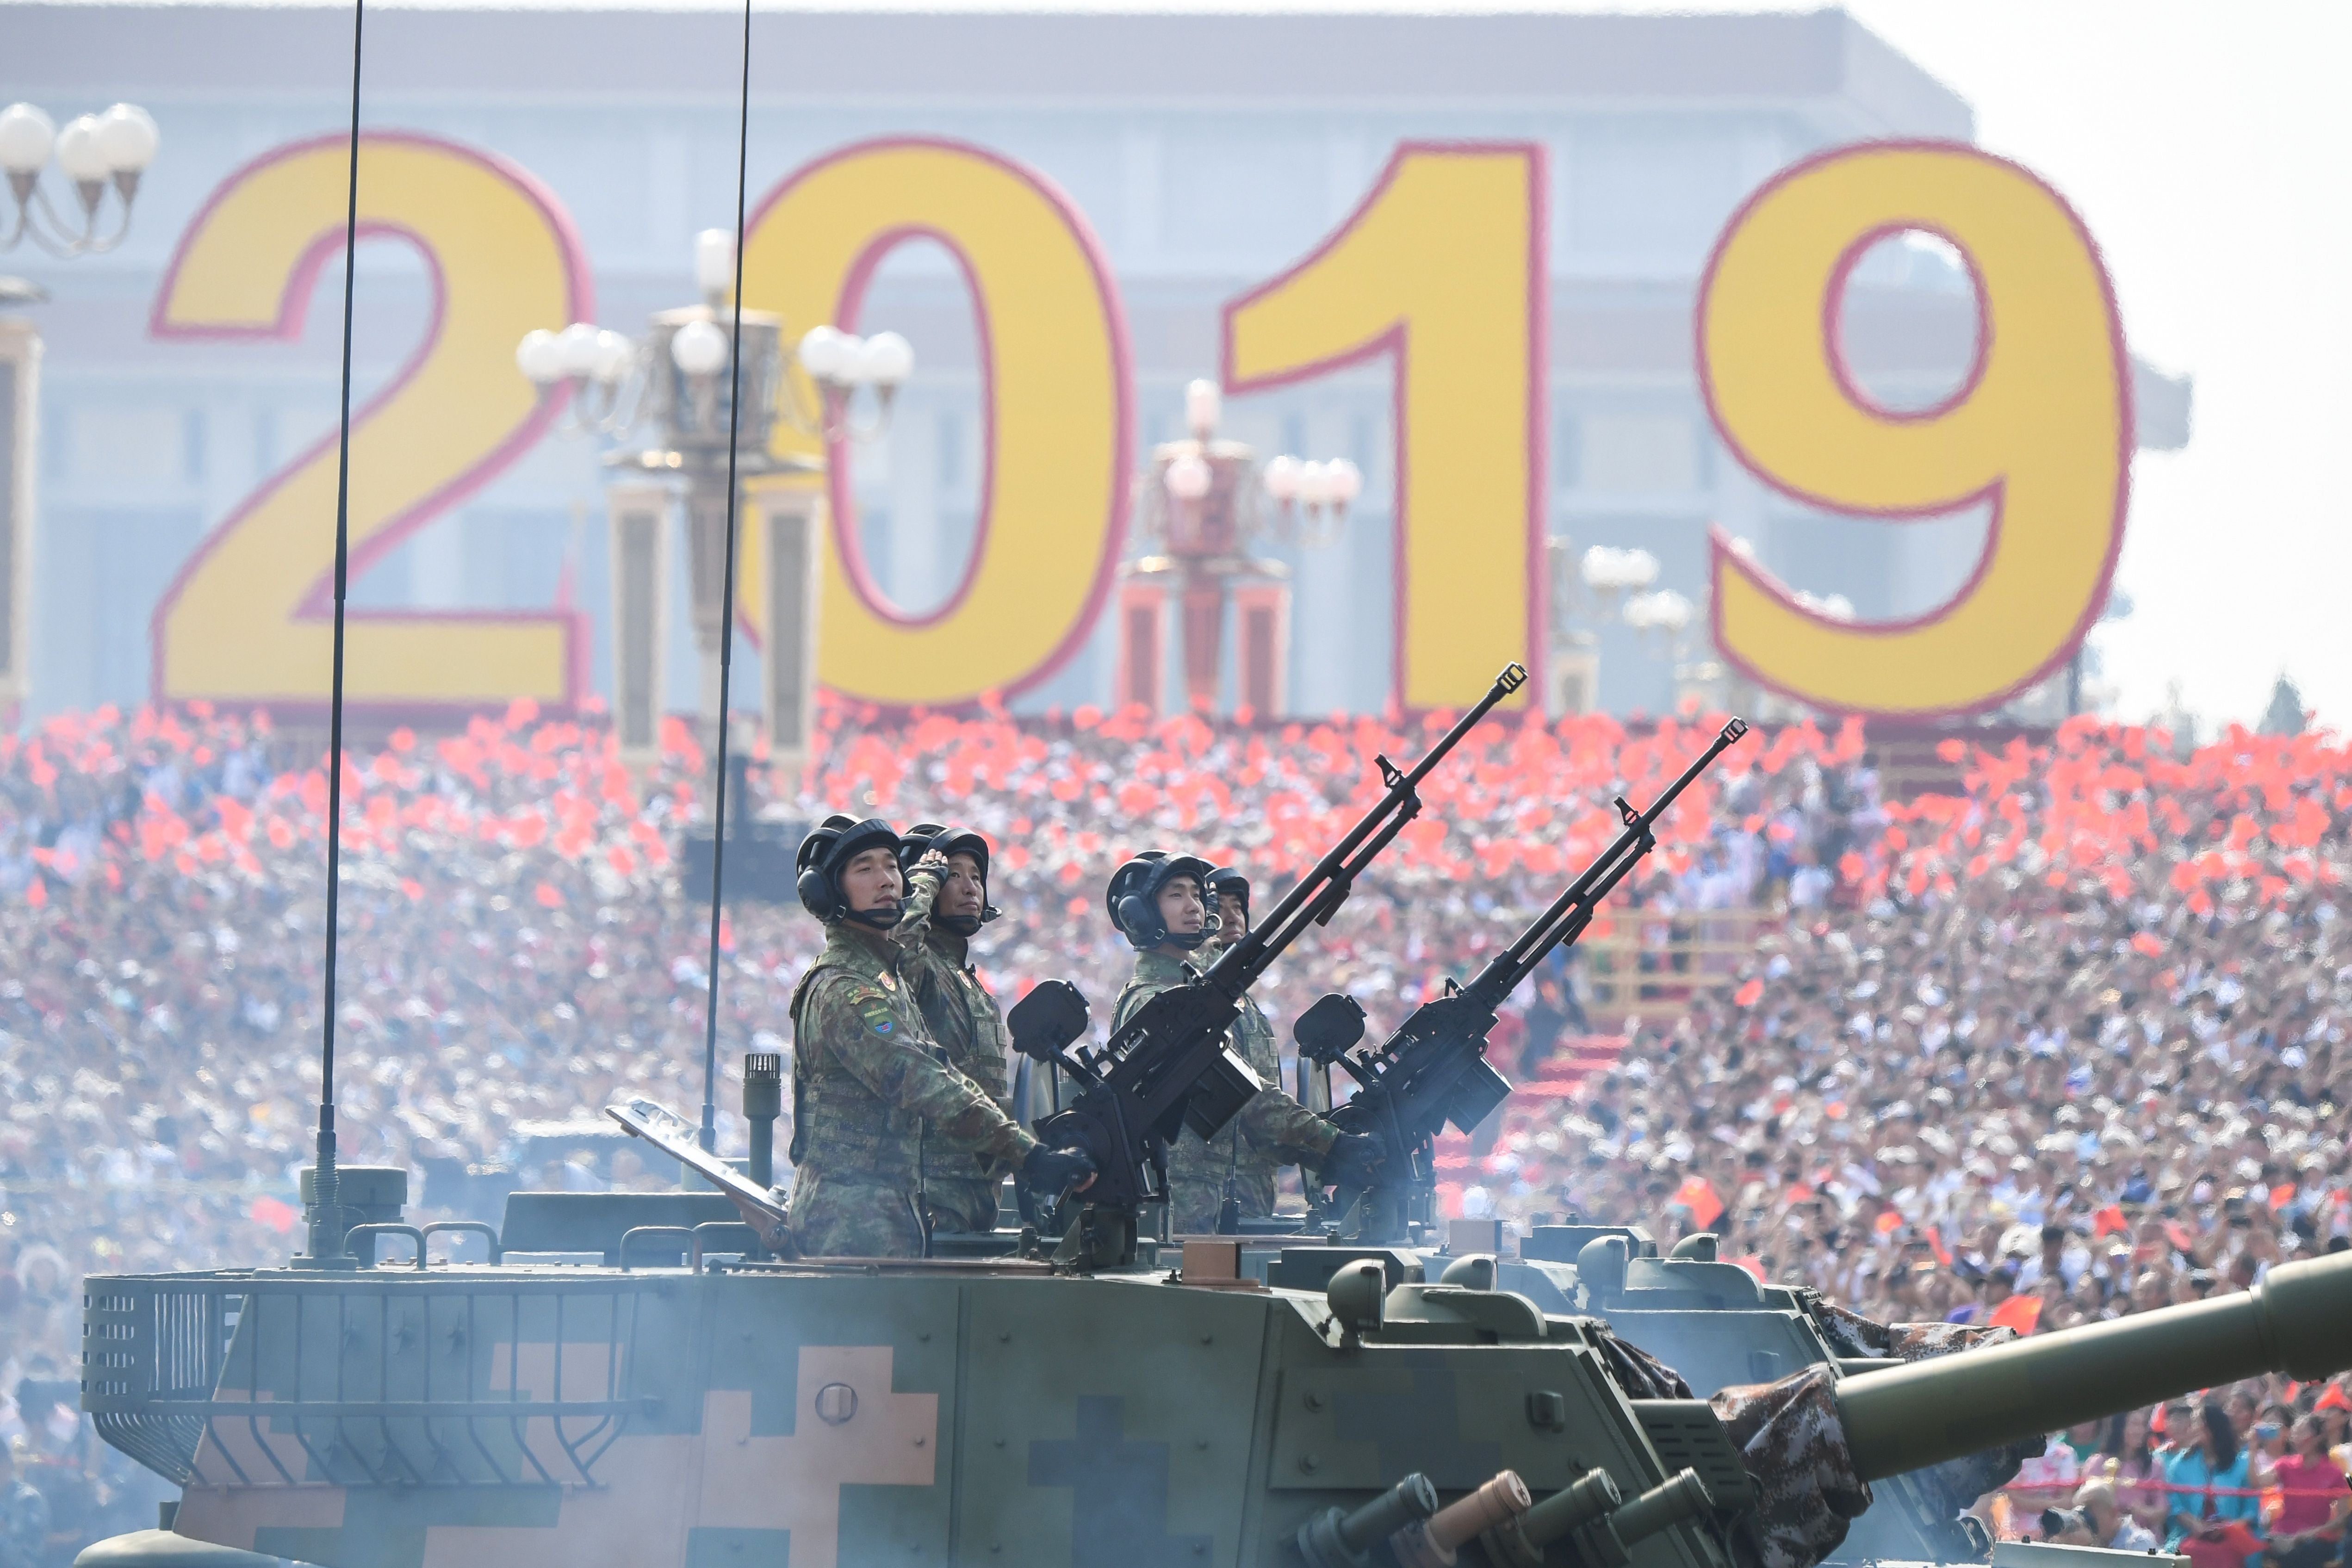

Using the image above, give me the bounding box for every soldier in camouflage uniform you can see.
[1197,863,1331,1226]
[1105,852,1381,1234]
[788,816,1094,1257]
[892,823,1015,1235]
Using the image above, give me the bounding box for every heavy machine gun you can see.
[1305,717,1749,1242]
[1007,661,1529,1265]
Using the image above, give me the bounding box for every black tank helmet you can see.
[795,814,902,928]
[899,822,1000,936]
[1202,865,1250,932]
[1105,850,1217,950]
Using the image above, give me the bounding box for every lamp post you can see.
[1124,378,1359,716]
[0,101,160,729]
[517,230,910,762]
[1550,542,1755,715]
[1539,542,1661,713]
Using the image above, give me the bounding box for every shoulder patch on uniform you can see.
[876,970,898,992]
[856,995,898,1036]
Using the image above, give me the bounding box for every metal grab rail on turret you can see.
[81,1273,657,1489]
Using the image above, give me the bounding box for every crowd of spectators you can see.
[0,691,2340,1561]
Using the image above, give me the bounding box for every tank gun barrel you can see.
[1835,1250,2352,1482]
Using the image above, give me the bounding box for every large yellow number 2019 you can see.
[150,133,588,714]
[1699,142,2130,715]
[1224,143,1546,712]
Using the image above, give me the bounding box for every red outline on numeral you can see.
[1693,138,2133,718]
[1217,141,1548,716]
[741,135,1133,700]
[145,129,593,719]
[1824,220,1991,425]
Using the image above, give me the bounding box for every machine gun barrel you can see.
[1202,661,1529,1002]
[1464,716,1747,1011]
[1325,724,1745,1134]
[1317,719,1747,1241]
[1835,1249,2352,1481]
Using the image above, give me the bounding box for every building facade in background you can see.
[0,6,2187,722]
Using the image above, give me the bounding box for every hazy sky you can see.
[17,0,2343,731]
[1823,2,2350,734]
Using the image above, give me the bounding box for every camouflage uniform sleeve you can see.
[1234,996,1336,1160]
[1110,978,1159,1033]
[805,973,1036,1169]
[891,851,947,951]
[1236,1083,1338,1161]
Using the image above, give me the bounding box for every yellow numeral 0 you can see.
[741,137,1131,705]
[1698,141,2130,716]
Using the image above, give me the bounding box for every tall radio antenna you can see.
[696,0,757,1153]
[298,0,367,1269]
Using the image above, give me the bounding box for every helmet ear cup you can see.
[797,865,839,921]
[1116,893,1160,946]
[796,815,900,923]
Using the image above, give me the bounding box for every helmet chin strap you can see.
[939,914,983,937]
[1163,929,1210,950]
[845,902,902,930]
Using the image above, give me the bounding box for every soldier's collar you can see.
[1132,950,1198,984]
[823,920,901,975]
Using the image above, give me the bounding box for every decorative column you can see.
[757,482,824,775]
[605,481,671,764]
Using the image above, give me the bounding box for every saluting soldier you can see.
[788,815,1093,1257]
[892,822,1016,1236]
[1105,851,1380,1234]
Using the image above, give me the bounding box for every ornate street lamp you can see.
[1124,378,1359,717]
[0,102,160,268]
[516,230,911,761]
[0,101,161,727]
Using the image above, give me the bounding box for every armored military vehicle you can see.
[1141,1222,2055,1567]
[73,1161,2352,1568]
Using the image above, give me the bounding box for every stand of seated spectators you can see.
[0,696,2338,1559]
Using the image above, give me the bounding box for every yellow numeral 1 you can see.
[1223,143,1546,712]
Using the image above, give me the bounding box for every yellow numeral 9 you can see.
[1699,141,2129,715]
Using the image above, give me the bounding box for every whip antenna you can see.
[697,0,756,1153]
[298,0,366,1269]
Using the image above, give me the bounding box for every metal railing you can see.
[1581,909,1775,1024]
[83,1273,657,1489]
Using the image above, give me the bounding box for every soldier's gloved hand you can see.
[1316,1133,1385,1190]
[1020,1143,1097,1198]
